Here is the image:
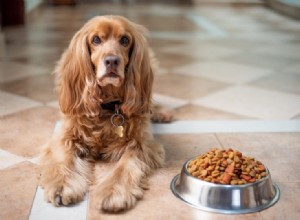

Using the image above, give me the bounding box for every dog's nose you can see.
[104,56,120,68]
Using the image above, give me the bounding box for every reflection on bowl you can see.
[170,158,280,214]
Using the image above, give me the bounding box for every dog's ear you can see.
[122,24,153,117]
[55,27,100,116]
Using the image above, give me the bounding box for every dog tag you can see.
[115,126,124,137]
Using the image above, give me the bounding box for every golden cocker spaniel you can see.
[39,15,166,212]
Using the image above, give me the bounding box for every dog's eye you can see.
[92,36,101,45]
[120,36,129,47]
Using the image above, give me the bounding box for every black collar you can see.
[100,100,121,112]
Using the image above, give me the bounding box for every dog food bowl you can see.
[170,158,280,214]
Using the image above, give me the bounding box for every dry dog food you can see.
[187,148,267,185]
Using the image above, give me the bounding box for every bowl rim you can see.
[184,156,269,187]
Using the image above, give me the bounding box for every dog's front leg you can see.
[94,146,152,212]
[39,134,92,206]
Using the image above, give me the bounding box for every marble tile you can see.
[30,187,88,220]
[224,52,299,70]
[0,149,26,170]
[0,73,56,103]
[0,91,41,117]
[0,106,60,157]
[162,43,241,60]
[154,52,195,69]
[193,85,300,120]
[253,44,300,60]
[153,74,230,100]
[0,162,38,220]
[260,182,300,220]
[175,104,254,120]
[249,73,300,95]
[46,100,59,109]
[173,61,273,84]
[0,61,50,83]
[152,120,300,134]
[135,15,200,32]
[283,63,300,75]
[153,93,188,109]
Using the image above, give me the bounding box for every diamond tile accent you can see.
[193,85,300,120]
[46,100,59,109]
[153,93,188,109]
[173,61,273,84]
[0,91,41,117]
[0,149,26,170]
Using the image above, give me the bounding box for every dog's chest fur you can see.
[67,112,149,161]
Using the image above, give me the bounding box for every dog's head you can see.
[56,16,153,117]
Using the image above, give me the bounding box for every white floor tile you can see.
[46,100,59,109]
[0,91,41,117]
[152,120,300,134]
[193,85,300,120]
[29,187,88,220]
[172,61,273,84]
[153,93,188,109]
[0,149,26,170]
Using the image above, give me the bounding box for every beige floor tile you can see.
[0,162,38,220]
[173,61,273,84]
[194,85,300,120]
[0,61,50,83]
[153,74,230,100]
[225,51,299,70]
[0,91,41,117]
[0,106,60,157]
[154,52,195,69]
[175,104,254,120]
[162,43,241,60]
[249,73,300,95]
[136,15,199,32]
[260,182,300,220]
[0,73,56,103]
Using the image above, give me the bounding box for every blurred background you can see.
[0,1,300,219]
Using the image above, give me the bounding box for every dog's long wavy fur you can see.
[39,16,165,212]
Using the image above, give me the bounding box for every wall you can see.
[25,0,42,13]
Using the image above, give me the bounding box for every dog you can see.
[39,15,167,212]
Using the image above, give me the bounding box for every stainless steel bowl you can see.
[171,159,280,214]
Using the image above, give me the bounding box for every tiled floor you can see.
[0,1,300,220]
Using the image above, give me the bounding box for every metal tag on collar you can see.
[110,104,125,137]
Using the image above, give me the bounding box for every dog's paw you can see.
[96,183,144,212]
[151,106,174,123]
[43,183,86,206]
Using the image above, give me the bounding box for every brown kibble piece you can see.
[187,148,268,185]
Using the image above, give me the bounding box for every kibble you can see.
[187,148,267,185]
